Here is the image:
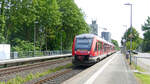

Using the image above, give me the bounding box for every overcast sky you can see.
[75,0,150,46]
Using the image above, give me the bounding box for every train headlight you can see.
[88,51,90,54]
[75,51,76,54]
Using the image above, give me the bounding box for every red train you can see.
[72,34,115,66]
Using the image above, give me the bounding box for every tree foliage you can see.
[0,0,6,43]
[121,27,142,50]
[57,0,90,49]
[142,16,150,52]
[111,39,119,50]
[0,0,89,51]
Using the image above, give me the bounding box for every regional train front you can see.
[72,34,96,66]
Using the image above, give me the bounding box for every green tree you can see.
[126,41,138,50]
[46,0,62,50]
[111,39,119,50]
[0,0,6,43]
[0,0,90,52]
[121,27,142,50]
[7,0,39,51]
[58,0,89,49]
[142,16,150,52]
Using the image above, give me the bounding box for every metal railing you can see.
[10,50,72,59]
[131,54,150,72]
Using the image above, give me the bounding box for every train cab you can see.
[72,34,115,66]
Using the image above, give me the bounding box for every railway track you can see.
[29,64,89,84]
[31,54,116,84]
[1,54,114,83]
[34,69,73,84]
[33,67,85,84]
[0,58,72,77]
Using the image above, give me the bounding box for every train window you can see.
[98,42,100,50]
[98,42,102,50]
[75,38,93,50]
[95,42,97,51]
[103,44,105,51]
[102,43,104,52]
[104,44,107,52]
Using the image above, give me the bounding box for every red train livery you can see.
[72,34,115,66]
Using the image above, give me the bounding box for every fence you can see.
[131,53,150,72]
[10,50,72,59]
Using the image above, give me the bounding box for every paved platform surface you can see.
[0,54,71,65]
[62,52,138,84]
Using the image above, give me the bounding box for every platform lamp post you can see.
[124,3,133,65]
[61,30,64,54]
[34,21,38,57]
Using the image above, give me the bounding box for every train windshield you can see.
[75,38,93,50]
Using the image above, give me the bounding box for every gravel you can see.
[0,58,72,82]
[0,57,90,84]
[29,66,88,84]
[46,69,83,84]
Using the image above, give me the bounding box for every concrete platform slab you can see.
[62,52,137,84]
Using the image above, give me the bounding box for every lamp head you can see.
[124,3,132,5]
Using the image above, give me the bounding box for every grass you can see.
[0,63,72,84]
[129,59,145,72]
[125,55,150,84]
[135,65,145,72]
[135,73,150,84]
[134,65,150,84]
[133,64,150,84]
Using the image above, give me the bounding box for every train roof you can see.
[76,34,114,46]
[76,34,95,38]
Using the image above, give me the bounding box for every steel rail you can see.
[0,58,71,77]
[34,69,72,84]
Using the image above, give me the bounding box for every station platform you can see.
[0,54,71,66]
[62,52,138,84]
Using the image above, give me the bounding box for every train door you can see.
[104,43,106,54]
[94,42,98,56]
[105,44,107,54]
[98,41,102,55]
[98,42,100,55]
[97,41,99,56]
[107,44,109,54]
[101,42,104,54]
[110,45,111,52]
[72,38,76,56]
[108,45,110,53]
